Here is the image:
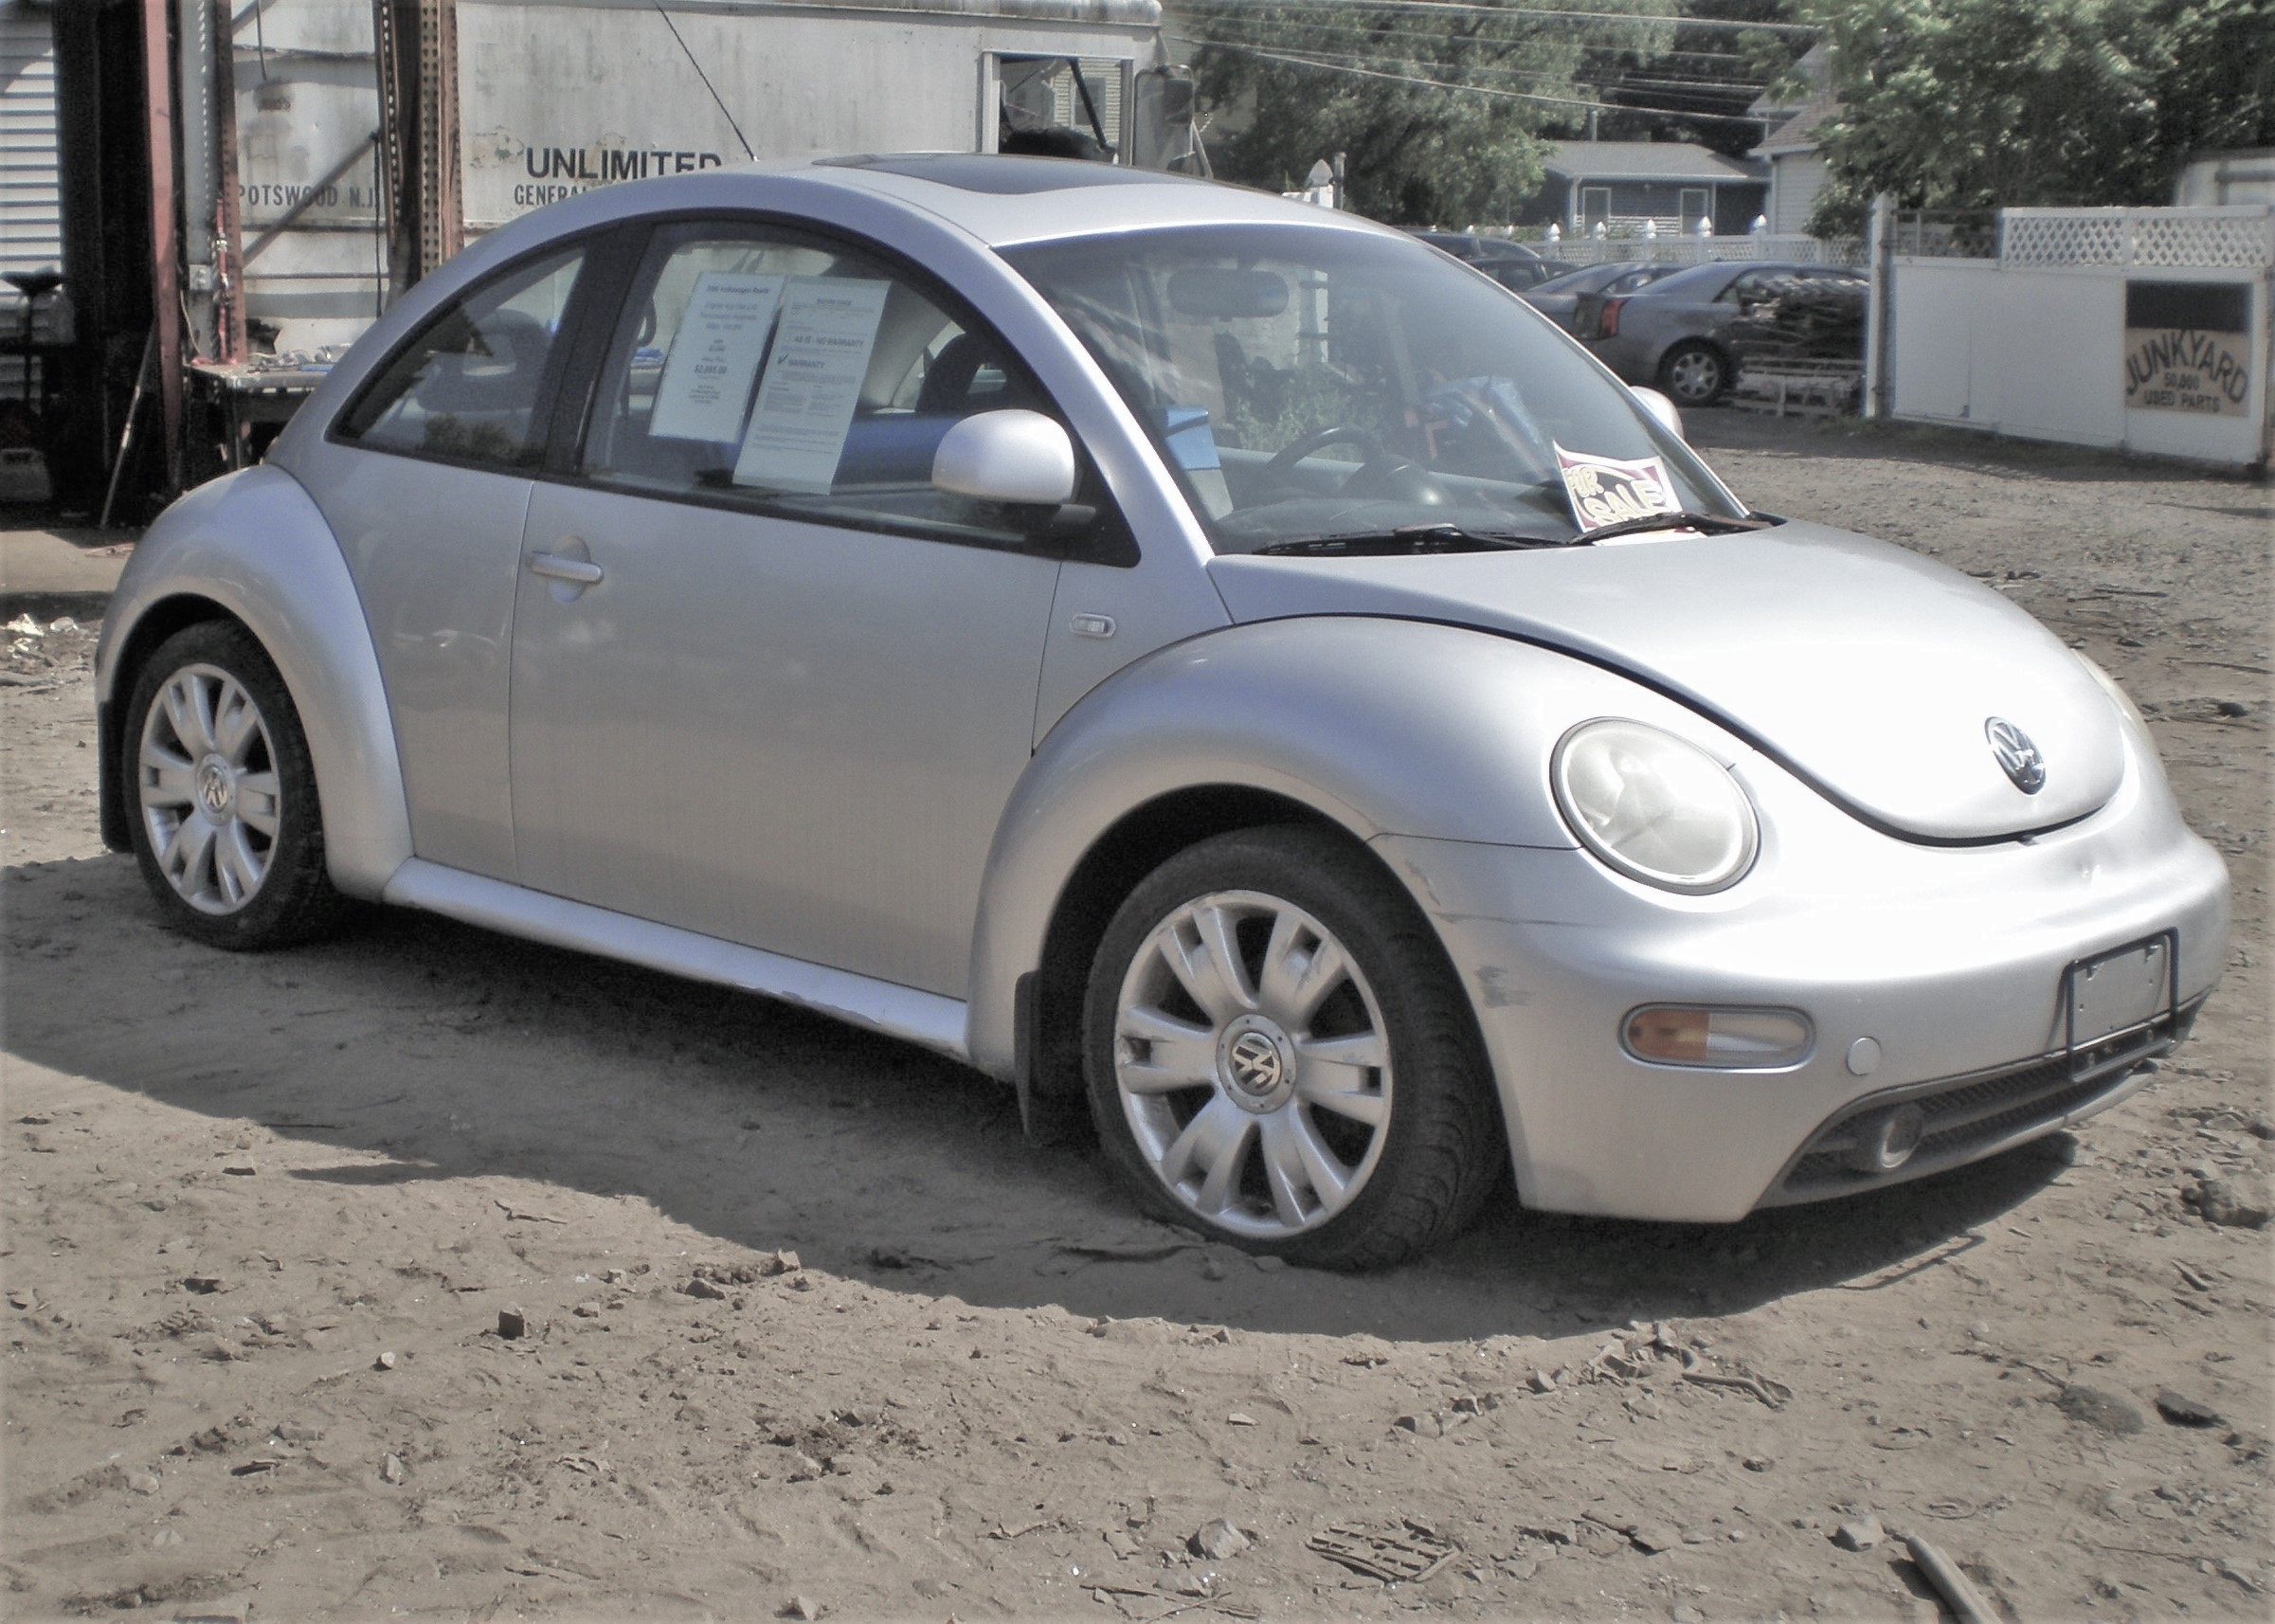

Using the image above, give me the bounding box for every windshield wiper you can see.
[1580,510,1778,543]
[1255,523,1567,557]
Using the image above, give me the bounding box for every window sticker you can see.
[649,272,785,442]
[1554,442,1683,533]
[732,278,892,493]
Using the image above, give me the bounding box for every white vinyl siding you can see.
[1771,152,1830,236]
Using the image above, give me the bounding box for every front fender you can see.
[97,466,411,898]
[964,614,1744,1077]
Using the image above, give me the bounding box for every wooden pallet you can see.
[1731,361,1861,418]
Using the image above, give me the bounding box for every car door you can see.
[508,221,1067,999]
[298,243,594,880]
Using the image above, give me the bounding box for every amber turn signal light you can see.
[1623,1005,1812,1068]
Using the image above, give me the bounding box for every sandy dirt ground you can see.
[0,418,2268,1624]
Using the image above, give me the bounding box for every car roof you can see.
[1530,261,1652,293]
[1637,259,1859,295]
[769,153,1392,248]
[1412,229,1543,262]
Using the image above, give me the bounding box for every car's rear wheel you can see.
[1657,340,1730,407]
[124,622,348,949]
[1082,826,1499,1270]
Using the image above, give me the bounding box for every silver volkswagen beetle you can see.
[97,156,2229,1268]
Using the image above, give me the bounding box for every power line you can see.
[1177,1,1818,37]
[1171,9,1776,62]
[1206,41,1778,122]
[1193,25,1774,94]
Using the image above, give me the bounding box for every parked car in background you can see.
[1587,260,1868,406]
[98,158,2225,1268]
[1520,261,1683,335]
[1409,230,1576,292]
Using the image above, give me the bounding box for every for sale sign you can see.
[1554,444,1683,533]
[2122,282,2251,418]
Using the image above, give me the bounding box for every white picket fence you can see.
[1469,229,1866,269]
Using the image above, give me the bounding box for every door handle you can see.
[528,551,605,585]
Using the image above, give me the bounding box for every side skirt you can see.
[381,858,973,1064]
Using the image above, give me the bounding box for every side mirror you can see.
[1630,386,1685,442]
[933,409,1078,506]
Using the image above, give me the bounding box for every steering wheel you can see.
[1261,424,1385,484]
[1261,423,1452,509]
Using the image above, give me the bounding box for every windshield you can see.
[1003,223,1741,553]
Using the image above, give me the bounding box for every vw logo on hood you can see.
[1985,717,2046,794]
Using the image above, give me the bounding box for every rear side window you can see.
[337,246,587,469]
[577,223,1053,547]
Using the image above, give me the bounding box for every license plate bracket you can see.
[2062,930,2177,1081]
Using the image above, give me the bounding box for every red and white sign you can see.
[1554,443,1683,533]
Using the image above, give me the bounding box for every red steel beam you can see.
[142,0,182,493]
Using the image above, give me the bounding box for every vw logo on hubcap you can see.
[196,757,235,817]
[1984,717,2046,794]
[1219,1014,1296,1111]
[1228,1031,1283,1092]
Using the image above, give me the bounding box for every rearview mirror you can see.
[932,409,1078,506]
[1630,386,1685,442]
[1167,268,1289,320]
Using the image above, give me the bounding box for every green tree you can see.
[1179,1,1680,226]
[1799,0,2275,234]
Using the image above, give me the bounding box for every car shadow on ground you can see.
[4,852,2070,1344]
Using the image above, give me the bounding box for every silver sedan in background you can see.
[97,158,2227,1268]
[1586,259,1869,406]
[1519,261,1682,335]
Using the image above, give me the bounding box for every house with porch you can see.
[1526,140,1766,238]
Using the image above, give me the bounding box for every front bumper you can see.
[1374,731,2230,1222]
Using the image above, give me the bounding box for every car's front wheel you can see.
[1082,826,1499,1270]
[1657,340,1730,407]
[123,622,348,949]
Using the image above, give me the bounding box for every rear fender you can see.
[96,466,411,898]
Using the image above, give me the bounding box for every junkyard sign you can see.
[2123,281,2251,418]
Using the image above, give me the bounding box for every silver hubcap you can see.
[1112,890,1392,1240]
[1667,349,1721,403]
[138,663,280,915]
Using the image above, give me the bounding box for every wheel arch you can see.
[1016,783,1357,1119]
[98,591,239,853]
[96,466,412,898]
[1655,335,1734,400]
[966,616,1615,1120]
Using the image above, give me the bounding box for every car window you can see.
[1722,271,1775,306]
[579,225,1049,547]
[1526,265,1606,296]
[1007,223,1740,550]
[338,245,586,468]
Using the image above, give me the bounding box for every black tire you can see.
[1657,340,1730,407]
[122,621,350,949]
[1081,825,1500,1271]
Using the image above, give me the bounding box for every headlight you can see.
[1551,719,1760,893]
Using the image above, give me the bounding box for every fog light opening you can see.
[1623,1005,1812,1069]
[1852,1103,1927,1174]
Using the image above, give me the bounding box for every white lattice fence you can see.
[2001,207,2275,271]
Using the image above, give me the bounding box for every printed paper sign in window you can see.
[1555,443,1682,533]
[650,272,785,442]
[733,279,892,493]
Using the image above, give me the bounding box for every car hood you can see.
[1206,523,2125,842]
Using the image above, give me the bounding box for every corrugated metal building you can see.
[2,0,65,396]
